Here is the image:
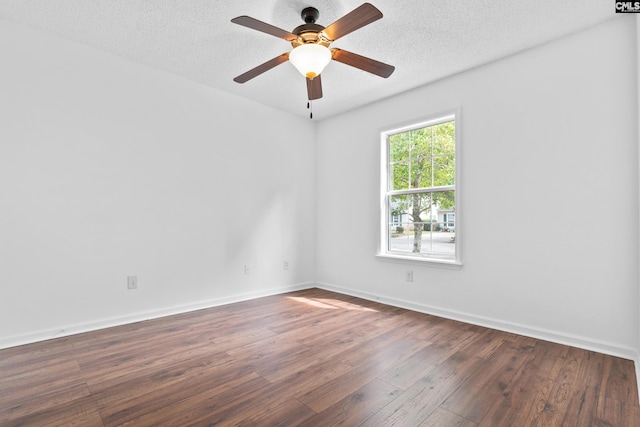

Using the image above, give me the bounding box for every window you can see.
[443,213,455,229]
[380,112,459,264]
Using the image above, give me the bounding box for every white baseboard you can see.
[0,282,314,350]
[316,281,638,361]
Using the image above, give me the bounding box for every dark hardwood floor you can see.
[1,288,639,426]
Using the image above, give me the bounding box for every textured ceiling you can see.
[0,0,615,120]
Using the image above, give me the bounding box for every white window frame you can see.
[378,109,462,267]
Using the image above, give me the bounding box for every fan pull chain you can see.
[307,101,313,119]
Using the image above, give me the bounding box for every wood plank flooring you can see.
[1,288,639,426]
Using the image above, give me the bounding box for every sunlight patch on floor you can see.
[288,296,378,312]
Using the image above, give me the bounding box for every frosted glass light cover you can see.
[289,44,331,79]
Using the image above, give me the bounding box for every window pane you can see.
[389,121,455,191]
[388,191,455,259]
[433,153,455,186]
[389,130,434,191]
[389,161,409,191]
[389,133,409,163]
[431,121,455,156]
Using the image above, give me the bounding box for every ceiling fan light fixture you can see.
[289,43,331,79]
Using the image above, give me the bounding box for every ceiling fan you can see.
[231,3,395,107]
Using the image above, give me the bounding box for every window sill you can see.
[375,253,463,270]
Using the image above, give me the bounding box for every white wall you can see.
[316,16,639,358]
[0,20,316,348]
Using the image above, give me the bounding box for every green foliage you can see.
[395,226,404,234]
[389,121,455,192]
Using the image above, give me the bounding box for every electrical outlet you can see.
[405,270,414,282]
[244,264,251,275]
[283,260,289,270]
[127,275,138,290]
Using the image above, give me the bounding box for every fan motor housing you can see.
[292,7,330,48]
[291,24,330,47]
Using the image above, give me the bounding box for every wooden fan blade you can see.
[331,48,395,78]
[231,16,297,41]
[233,53,290,83]
[321,3,382,41]
[306,75,323,100]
